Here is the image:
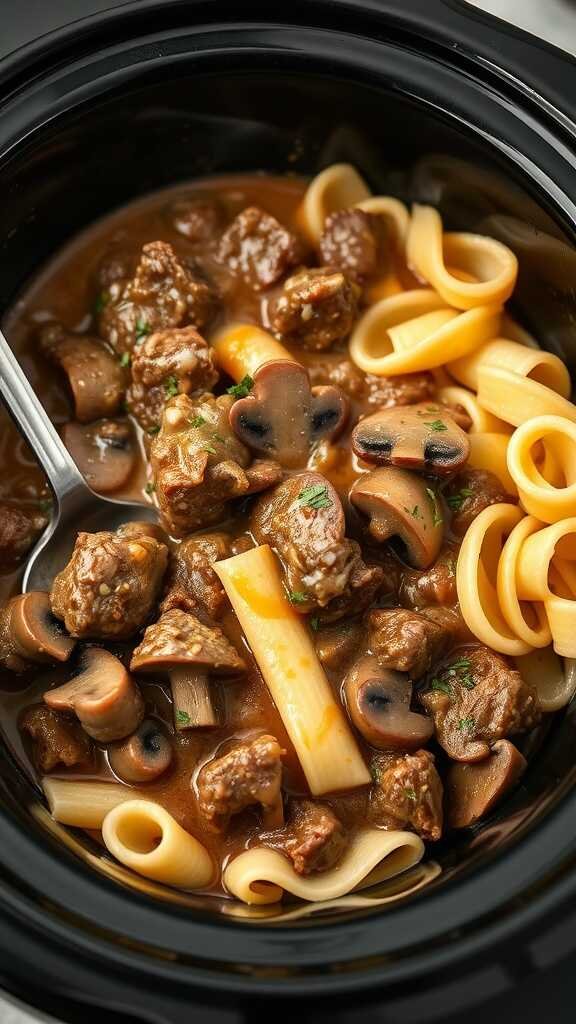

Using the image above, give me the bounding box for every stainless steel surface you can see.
[467,0,576,55]
[0,327,156,592]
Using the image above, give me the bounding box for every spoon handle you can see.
[0,328,89,504]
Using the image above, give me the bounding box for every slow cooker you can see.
[3,1,576,1019]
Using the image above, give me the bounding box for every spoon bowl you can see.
[0,328,158,594]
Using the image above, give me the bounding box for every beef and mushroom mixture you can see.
[0,173,552,903]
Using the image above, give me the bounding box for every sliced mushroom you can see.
[40,324,124,423]
[352,402,470,477]
[108,718,173,783]
[350,468,443,569]
[44,647,144,742]
[0,593,75,672]
[343,654,433,750]
[63,418,137,493]
[229,359,349,468]
[130,608,245,731]
[446,739,527,829]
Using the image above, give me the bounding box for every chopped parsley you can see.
[447,487,474,511]
[431,677,452,696]
[227,374,254,399]
[424,419,448,432]
[147,425,160,436]
[145,481,156,494]
[164,375,179,398]
[403,504,422,520]
[213,433,225,444]
[94,290,110,315]
[457,716,476,732]
[119,352,131,368]
[189,415,206,428]
[431,657,474,695]
[309,616,320,632]
[289,590,308,604]
[426,487,443,527]
[135,318,152,342]
[297,484,332,510]
[404,788,417,802]
[38,498,53,514]
[176,709,191,725]
[203,445,217,456]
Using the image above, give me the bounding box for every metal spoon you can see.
[0,329,156,593]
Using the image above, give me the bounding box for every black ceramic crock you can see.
[3,1,576,1019]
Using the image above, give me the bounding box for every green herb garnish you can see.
[38,498,53,515]
[289,591,308,604]
[310,616,320,632]
[297,484,332,510]
[447,487,474,511]
[227,374,254,399]
[203,445,217,456]
[403,504,422,520]
[426,487,443,527]
[457,716,476,732]
[135,318,152,342]
[424,419,448,432]
[431,678,452,695]
[213,433,225,444]
[189,415,206,428]
[119,352,131,368]
[94,290,110,315]
[404,788,417,802]
[147,425,160,436]
[164,375,179,398]
[145,481,156,494]
[176,709,191,725]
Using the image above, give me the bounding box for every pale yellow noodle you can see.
[476,366,576,428]
[224,828,424,905]
[467,433,518,494]
[407,204,517,309]
[497,514,551,648]
[43,778,141,829]
[298,163,371,243]
[214,545,370,795]
[449,339,570,396]
[437,384,511,434]
[514,519,576,657]
[102,800,214,889]
[507,416,576,523]
[515,648,576,712]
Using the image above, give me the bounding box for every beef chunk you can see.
[306,353,434,411]
[197,734,284,831]
[399,546,459,609]
[268,267,358,350]
[40,324,125,423]
[99,241,215,353]
[368,607,455,679]
[281,800,347,875]
[151,393,282,537]
[0,504,47,568]
[445,468,514,538]
[369,749,443,841]
[421,645,541,762]
[218,206,304,290]
[50,528,168,639]
[314,619,365,672]
[171,198,223,243]
[319,208,384,284]
[161,531,232,619]
[21,705,93,772]
[252,472,383,616]
[127,326,219,433]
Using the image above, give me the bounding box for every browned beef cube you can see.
[161,531,232,620]
[0,504,47,568]
[445,468,514,538]
[369,749,443,841]
[197,734,284,831]
[368,607,454,679]
[218,206,304,290]
[282,799,347,875]
[21,705,93,772]
[268,267,358,350]
[319,207,383,283]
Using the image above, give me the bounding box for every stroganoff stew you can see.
[1,165,575,906]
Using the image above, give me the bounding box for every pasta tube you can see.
[43,778,139,829]
[467,432,517,494]
[212,323,294,382]
[515,648,576,712]
[298,163,371,242]
[437,384,511,434]
[507,416,576,523]
[497,514,551,649]
[214,545,370,795]
[449,338,570,397]
[102,800,214,889]
[349,288,501,376]
[224,828,424,904]
[407,204,518,309]
[476,366,576,427]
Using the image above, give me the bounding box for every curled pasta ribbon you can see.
[476,365,576,428]
[223,829,424,905]
[467,432,517,494]
[298,163,371,243]
[497,515,551,649]
[212,323,295,381]
[437,384,511,435]
[457,503,533,656]
[514,518,576,657]
[349,289,501,376]
[515,648,576,712]
[507,416,576,523]
[407,204,518,310]
[357,195,410,251]
[449,338,570,397]
[102,800,214,890]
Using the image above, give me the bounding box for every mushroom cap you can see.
[343,654,434,750]
[229,359,348,468]
[350,467,444,569]
[40,326,124,424]
[352,402,470,477]
[446,739,527,829]
[6,592,75,665]
[130,608,245,676]
[108,718,173,783]
[44,647,144,742]
[63,418,137,494]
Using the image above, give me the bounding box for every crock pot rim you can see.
[1,0,576,998]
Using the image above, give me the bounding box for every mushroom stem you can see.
[170,667,219,730]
